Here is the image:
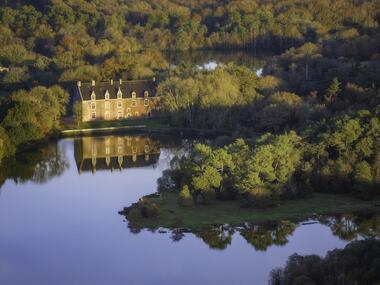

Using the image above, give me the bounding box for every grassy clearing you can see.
[126,193,380,230]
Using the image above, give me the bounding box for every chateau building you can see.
[74,78,159,122]
[74,135,160,174]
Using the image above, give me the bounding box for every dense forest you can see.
[0,0,379,84]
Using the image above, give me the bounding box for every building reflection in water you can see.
[74,135,160,174]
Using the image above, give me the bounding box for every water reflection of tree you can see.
[239,221,296,251]
[194,226,234,250]
[122,211,380,251]
[320,212,380,241]
[0,142,68,187]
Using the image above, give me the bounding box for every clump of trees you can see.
[157,64,272,129]
[0,85,69,164]
[159,131,307,207]
[157,108,380,206]
[303,110,380,199]
[269,239,380,285]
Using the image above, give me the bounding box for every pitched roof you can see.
[78,79,157,101]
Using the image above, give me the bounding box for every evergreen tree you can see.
[325,77,341,103]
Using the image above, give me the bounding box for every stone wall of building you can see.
[81,97,160,122]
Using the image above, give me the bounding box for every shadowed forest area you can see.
[269,239,380,285]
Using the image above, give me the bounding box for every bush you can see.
[126,207,143,221]
[243,186,273,208]
[139,200,159,218]
[353,161,375,200]
[178,185,194,207]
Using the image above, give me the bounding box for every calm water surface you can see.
[0,134,373,285]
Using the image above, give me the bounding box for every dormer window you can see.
[144,91,149,98]
[131,91,136,99]
[117,88,122,99]
[105,90,110,100]
[91,91,96,100]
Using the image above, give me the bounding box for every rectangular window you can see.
[117,101,122,108]
[91,102,96,110]
[117,111,123,119]
[131,100,136,107]
[144,99,149,106]
[91,112,96,119]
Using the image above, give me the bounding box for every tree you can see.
[353,161,373,199]
[73,101,82,128]
[178,185,194,207]
[325,77,341,103]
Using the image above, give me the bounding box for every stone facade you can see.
[75,78,160,122]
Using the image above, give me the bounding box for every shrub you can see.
[126,207,143,221]
[178,185,194,207]
[139,201,159,218]
[243,186,273,208]
[139,200,159,218]
[353,161,375,200]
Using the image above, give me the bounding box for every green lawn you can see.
[123,193,380,230]
[61,117,168,130]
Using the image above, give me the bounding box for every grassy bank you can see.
[62,117,168,130]
[60,117,233,137]
[123,193,380,230]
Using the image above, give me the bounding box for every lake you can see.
[0,134,377,285]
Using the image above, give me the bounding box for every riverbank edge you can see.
[121,192,380,231]
[59,125,233,137]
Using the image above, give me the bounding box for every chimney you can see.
[119,79,122,85]
[77,81,81,87]
[91,80,95,86]
[110,79,113,85]
[152,77,156,82]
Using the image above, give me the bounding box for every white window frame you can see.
[144,99,149,106]
[131,91,136,99]
[105,90,110,100]
[91,102,96,110]
[144,91,149,98]
[91,91,96,100]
